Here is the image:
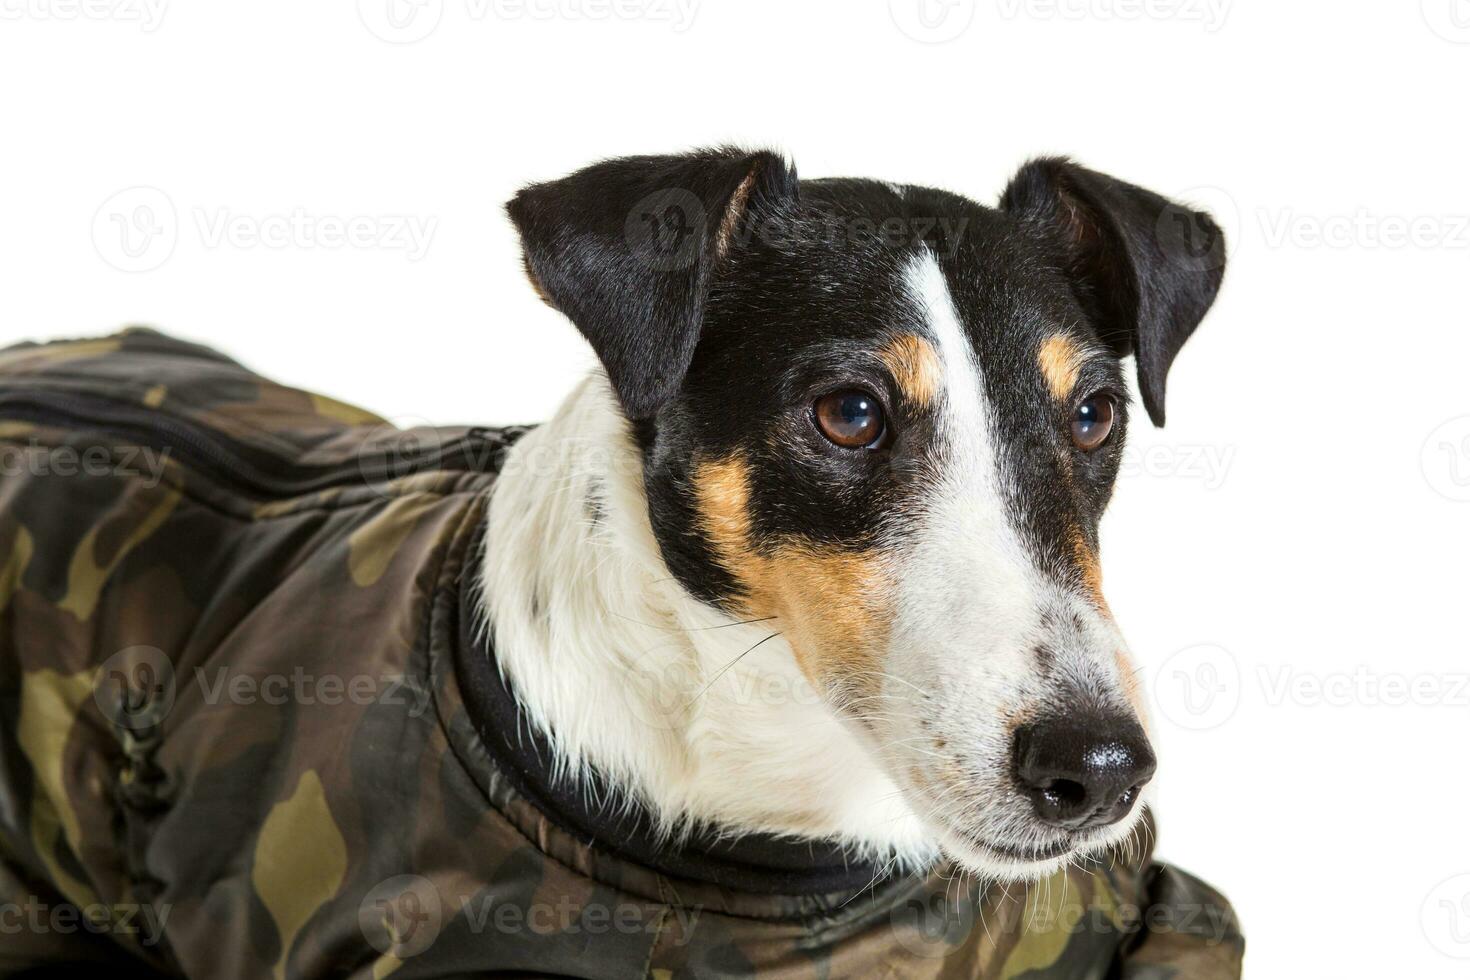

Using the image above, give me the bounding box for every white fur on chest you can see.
[477,375,936,868]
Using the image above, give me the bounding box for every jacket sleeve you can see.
[1116,862,1244,978]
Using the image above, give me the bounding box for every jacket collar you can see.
[451,570,894,896]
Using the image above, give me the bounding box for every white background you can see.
[4,2,1470,976]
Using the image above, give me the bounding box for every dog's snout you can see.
[1013,717,1156,831]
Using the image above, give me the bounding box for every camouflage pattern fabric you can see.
[0,329,1243,978]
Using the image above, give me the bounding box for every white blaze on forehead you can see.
[891,250,1134,711]
[894,251,1039,673]
[904,249,985,441]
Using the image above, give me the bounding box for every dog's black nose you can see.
[1013,716,1156,831]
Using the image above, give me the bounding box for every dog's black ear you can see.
[507,148,797,419]
[1000,158,1225,426]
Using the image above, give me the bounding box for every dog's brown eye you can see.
[814,390,885,449]
[1071,394,1116,451]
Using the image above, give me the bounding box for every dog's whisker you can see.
[682,631,785,706]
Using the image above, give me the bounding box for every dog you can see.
[486,146,1225,879]
[0,148,1239,977]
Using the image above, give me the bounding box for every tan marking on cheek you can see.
[760,546,889,695]
[692,456,756,587]
[878,333,943,408]
[693,455,892,694]
[1038,334,1084,402]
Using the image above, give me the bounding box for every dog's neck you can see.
[478,375,935,867]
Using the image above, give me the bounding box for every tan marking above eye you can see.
[693,455,891,695]
[1038,334,1085,402]
[878,333,942,408]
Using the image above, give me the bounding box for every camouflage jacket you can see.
[0,329,1243,979]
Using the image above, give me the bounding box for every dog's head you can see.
[507,148,1225,878]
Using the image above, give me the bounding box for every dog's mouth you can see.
[933,822,1103,878]
[964,831,1077,862]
